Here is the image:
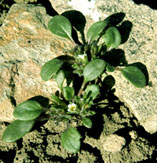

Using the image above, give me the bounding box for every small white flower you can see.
[77,54,87,61]
[68,103,77,112]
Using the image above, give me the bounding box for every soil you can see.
[0,0,157,163]
[0,97,157,163]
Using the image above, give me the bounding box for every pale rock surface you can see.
[50,0,157,133]
[0,3,73,121]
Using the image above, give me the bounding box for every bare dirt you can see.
[0,0,157,163]
[0,95,157,162]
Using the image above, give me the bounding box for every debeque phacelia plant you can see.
[2,11,147,153]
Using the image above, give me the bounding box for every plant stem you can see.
[81,31,86,44]
[78,81,86,97]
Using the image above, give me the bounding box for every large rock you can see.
[0,3,73,121]
[50,0,157,133]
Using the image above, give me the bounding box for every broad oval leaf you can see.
[85,84,100,100]
[101,27,121,49]
[83,59,106,83]
[63,86,75,101]
[121,66,146,88]
[82,117,92,128]
[87,20,108,42]
[61,127,81,153]
[48,15,73,40]
[13,100,43,120]
[2,120,35,142]
[40,58,64,81]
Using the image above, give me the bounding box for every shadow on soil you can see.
[0,150,16,162]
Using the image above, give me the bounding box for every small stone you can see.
[102,134,126,153]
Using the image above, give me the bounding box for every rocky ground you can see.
[0,0,157,163]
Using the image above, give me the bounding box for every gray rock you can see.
[50,0,157,133]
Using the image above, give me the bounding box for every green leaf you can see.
[51,93,67,109]
[106,62,115,72]
[101,27,121,49]
[13,100,43,121]
[40,58,64,81]
[61,127,81,153]
[87,20,108,42]
[83,59,106,82]
[85,84,100,100]
[62,10,86,33]
[55,70,65,88]
[63,86,75,100]
[2,120,35,142]
[121,66,146,88]
[51,94,62,104]
[48,15,73,40]
[82,117,92,128]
